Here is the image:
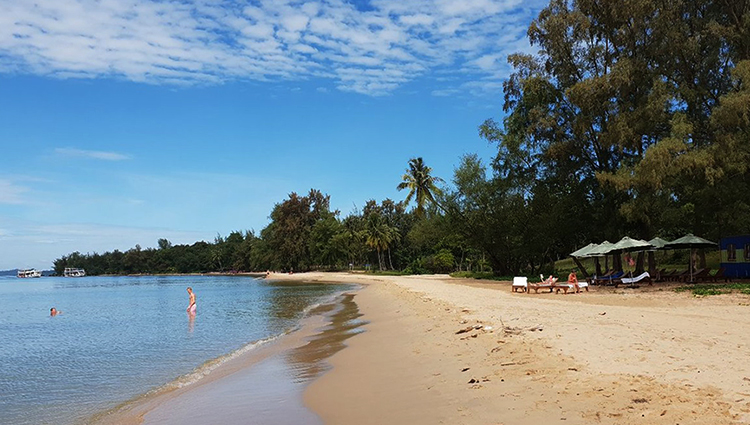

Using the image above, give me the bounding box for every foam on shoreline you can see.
[87,286,363,425]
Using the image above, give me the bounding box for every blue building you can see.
[720,235,750,279]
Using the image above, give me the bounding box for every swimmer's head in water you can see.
[50,307,57,316]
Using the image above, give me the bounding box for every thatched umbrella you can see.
[664,234,717,282]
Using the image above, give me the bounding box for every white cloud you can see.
[0,179,29,204]
[55,148,132,161]
[0,0,546,96]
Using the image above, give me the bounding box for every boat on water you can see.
[64,268,86,277]
[17,269,42,278]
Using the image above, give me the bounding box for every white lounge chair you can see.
[619,272,651,286]
[512,276,528,292]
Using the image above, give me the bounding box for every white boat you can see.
[17,269,42,278]
[64,268,86,277]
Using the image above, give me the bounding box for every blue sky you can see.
[0,0,546,270]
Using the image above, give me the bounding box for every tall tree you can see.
[397,157,444,216]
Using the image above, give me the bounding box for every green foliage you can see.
[54,2,750,278]
[676,283,750,296]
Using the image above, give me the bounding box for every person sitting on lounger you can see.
[568,270,579,293]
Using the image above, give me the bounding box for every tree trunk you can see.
[388,248,394,270]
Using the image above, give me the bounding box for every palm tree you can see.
[397,157,444,216]
[361,214,399,270]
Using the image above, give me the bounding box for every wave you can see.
[162,331,291,391]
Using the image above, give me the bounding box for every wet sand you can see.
[266,272,750,425]
[89,291,364,425]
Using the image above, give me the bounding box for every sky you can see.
[0,0,547,270]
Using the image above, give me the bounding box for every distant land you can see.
[0,269,55,277]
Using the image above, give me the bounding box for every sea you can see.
[0,275,354,425]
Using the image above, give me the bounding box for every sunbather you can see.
[568,270,579,293]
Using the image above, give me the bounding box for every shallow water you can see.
[0,275,347,425]
[142,293,366,425]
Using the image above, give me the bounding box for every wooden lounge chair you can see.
[660,269,677,282]
[654,268,668,282]
[680,268,706,283]
[672,269,690,282]
[693,268,714,283]
[553,282,578,294]
[529,275,557,293]
[578,279,590,292]
[512,276,528,292]
[710,267,731,283]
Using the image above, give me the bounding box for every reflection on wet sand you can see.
[286,293,366,383]
[134,291,366,425]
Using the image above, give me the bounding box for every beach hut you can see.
[664,234,717,282]
[720,235,750,279]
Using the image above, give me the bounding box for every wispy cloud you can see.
[0,0,545,96]
[0,218,211,270]
[0,179,29,204]
[55,148,132,161]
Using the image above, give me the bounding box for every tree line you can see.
[55,0,749,276]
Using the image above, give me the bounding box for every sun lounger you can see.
[691,268,712,283]
[529,275,557,293]
[674,269,692,282]
[710,267,731,283]
[587,270,614,285]
[512,276,528,292]
[662,269,680,281]
[553,282,578,293]
[596,271,624,285]
[617,272,652,287]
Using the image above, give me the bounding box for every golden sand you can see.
[286,272,750,425]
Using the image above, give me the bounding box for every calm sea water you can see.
[0,275,347,425]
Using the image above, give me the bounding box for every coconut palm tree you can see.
[361,214,399,270]
[397,157,444,216]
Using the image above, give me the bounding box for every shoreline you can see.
[88,283,363,425]
[271,272,750,425]
[90,272,750,424]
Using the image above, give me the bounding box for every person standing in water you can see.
[186,287,196,314]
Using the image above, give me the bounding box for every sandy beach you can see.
[94,272,750,424]
[287,272,750,425]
